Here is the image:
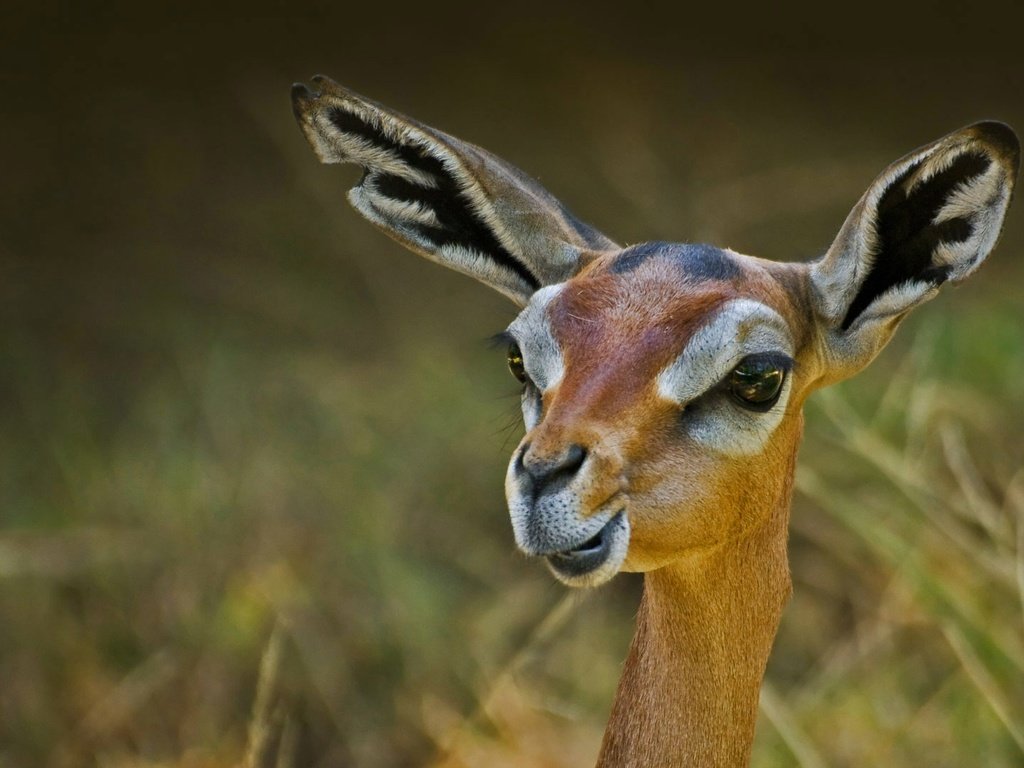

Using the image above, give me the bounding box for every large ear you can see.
[291,76,617,306]
[809,121,1019,379]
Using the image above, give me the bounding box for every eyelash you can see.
[503,337,792,417]
[676,353,793,415]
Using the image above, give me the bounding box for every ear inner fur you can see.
[292,77,619,304]
[841,150,992,329]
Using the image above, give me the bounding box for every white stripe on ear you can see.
[361,179,442,228]
[809,121,1018,379]
[929,157,1009,274]
[292,76,617,306]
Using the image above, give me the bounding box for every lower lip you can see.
[546,511,624,578]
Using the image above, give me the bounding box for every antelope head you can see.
[291,77,1018,591]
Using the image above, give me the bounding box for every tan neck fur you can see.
[596,449,797,767]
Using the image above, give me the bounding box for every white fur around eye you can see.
[657,299,794,457]
[686,374,793,456]
[506,284,565,393]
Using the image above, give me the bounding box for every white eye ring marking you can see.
[506,284,565,394]
[657,299,795,456]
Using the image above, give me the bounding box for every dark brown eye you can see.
[729,356,787,410]
[507,342,527,383]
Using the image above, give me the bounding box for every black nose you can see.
[519,443,588,495]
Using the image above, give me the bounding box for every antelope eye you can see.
[728,355,787,410]
[507,342,528,384]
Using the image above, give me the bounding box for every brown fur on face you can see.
[521,248,814,573]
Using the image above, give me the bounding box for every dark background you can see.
[2,3,1023,766]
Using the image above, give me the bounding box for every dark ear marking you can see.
[365,164,542,292]
[292,77,618,304]
[324,103,542,292]
[810,121,1017,382]
[327,106,447,179]
[840,150,993,329]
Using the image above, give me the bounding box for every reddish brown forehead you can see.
[549,260,730,418]
[545,244,792,418]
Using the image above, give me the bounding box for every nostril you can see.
[515,442,530,475]
[523,442,588,491]
[561,443,587,475]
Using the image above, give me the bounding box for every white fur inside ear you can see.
[905,145,973,192]
[348,186,535,305]
[362,183,441,227]
[327,99,549,285]
[811,127,1015,333]
[934,161,1002,222]
[932,163,1011,280]
[302,94,595,303]
[309,109,441,189]
[808,147,937,325]
[295,82,627,305]
[304,97,532,271]
[849,280,938,328]
[437,242,534,305]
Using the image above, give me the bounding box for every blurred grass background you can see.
[1,2,1023,766]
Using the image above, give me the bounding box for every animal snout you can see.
[518,441,588,498]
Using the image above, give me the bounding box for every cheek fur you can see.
[623,419,802,567]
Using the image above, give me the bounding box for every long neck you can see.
[596,460,796,767]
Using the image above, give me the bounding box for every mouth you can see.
[545,511,629,587]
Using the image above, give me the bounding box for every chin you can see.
[545,511,630,588]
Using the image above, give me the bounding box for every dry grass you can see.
[2,14,1024,766]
